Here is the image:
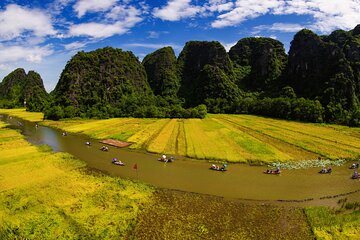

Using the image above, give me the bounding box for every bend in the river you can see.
[1,115,359,202]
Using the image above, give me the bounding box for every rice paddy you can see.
[0,121,154,239]
[1,109,359,239]
[3,109,360,163]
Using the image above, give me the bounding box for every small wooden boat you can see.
[263,170,280,175]
[113,161,125,166]
[319,169,332,174]
[210,167,227,171]
[100,146,109,151]
[158,157,174,163]
[349,164,359,169]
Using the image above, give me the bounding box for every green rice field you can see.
[2,109,360,163]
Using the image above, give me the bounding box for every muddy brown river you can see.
[2,115,359,201]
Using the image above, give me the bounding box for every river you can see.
[1,115,359,201]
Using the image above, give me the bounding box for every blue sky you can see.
[0,0,359,92]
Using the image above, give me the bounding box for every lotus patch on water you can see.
[270,159,348,170]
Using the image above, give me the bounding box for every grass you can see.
[0,108,43,122]
[0,121,154,239]
[305,199,360,240]
[128,189,314,240]
[2,109,360,164]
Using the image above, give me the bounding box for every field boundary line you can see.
[215,116,320,159]
[261,121,360,150]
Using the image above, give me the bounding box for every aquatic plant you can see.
[269,159,348,170]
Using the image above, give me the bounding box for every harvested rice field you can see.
[2,109,360,163]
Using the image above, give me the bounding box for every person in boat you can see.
[100,146,109,151]
[112,158,118,163]
[352,163,360,169]
[327,166,332,173]
[353,171,358,178]
[320,166,326,173]
[274,167,280,174]
[220,164,227,171]
[85,141,91,146]
[62,132,67,136]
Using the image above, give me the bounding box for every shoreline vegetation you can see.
[1,109,360,165]
[1,109,359,239]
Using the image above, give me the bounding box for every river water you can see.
[1,115,359,201]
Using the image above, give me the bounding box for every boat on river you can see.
[210,164,227,171]
[158,155,174,163]
[263,170,280,175]
[349,163,359,169]
[158,157,174,163]
[112,158,125,166]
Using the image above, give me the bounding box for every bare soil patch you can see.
[100,139,132,148]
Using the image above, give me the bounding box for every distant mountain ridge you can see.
[1,24,360,124]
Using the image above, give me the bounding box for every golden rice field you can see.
[2,109,360,163]
[0,108,43,122]
[0,121,153,239]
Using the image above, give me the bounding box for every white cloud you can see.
[207,0,234,12]
[153,0,203,21]
[74,0,117,17]
[147,31,169,39]
[0,4,56,41]
[253,23,305,33]
[211,0,360,33]
[69,22,127,38]
[220,41,237,51]
[69,4,142,38]
[69,3,142,38]
[63,41,87,50]
[147,31,159,39]
[0,45,53,64]
[0,63,11,71]
[49,0,75,15]
[123,43,182,50]
[212,0,284,28]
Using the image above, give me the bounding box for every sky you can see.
[0,0,359,92]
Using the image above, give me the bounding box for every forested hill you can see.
[0,68,48,111]
[1,25,360,125]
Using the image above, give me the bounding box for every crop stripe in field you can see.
[88,119,136,138]
[143,119,171,150]
[257,120,360,150]
[226,115,360,158]
[236,114,360,151]
[177,120,187,156]
[215,116,320,159]
[247,119,360,157]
